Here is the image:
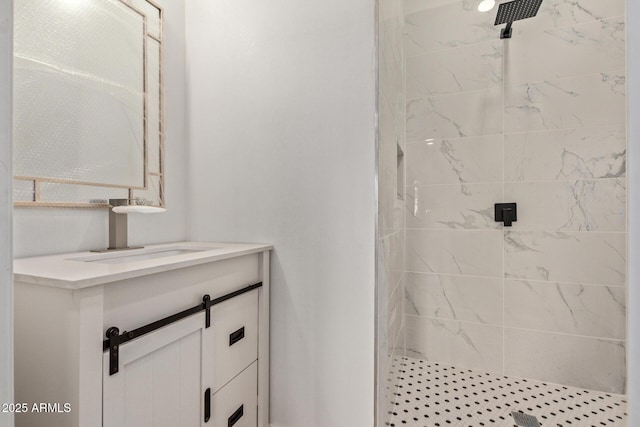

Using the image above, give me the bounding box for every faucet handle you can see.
[112,205,166,214]
[109,198,165,214]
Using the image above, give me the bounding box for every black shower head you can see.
[494,0,543,39]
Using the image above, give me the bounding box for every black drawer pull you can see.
[228,404,244,427]
[204,388,211,422]
[229,327,245,346]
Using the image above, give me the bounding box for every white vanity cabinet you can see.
[13,242,271,427]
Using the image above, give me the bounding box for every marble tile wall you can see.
[403,0,627,394]
[377,0,406,424]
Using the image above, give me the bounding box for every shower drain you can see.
[512,411,541,427]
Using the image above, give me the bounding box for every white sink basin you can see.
[69,246,221,264]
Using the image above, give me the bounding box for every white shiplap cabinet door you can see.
[103,312,212,427]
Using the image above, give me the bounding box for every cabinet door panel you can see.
[103,312,211,427]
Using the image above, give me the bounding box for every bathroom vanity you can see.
[13,242,271,427]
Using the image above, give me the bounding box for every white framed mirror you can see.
[13,0,164,208]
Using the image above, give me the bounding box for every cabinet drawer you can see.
[210,362,257,427]
[211,289,259,392]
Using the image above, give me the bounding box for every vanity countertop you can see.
[14,241,273,290]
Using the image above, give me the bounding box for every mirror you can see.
[13,0,164,208]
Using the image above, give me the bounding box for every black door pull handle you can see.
[228,405,244,427]
[229,327,245,346]
[204,388,211,422]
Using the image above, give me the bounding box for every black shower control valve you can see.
[495,203,517,227]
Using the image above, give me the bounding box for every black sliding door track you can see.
[103,281,262,375]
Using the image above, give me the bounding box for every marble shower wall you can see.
[403,0,627,394]
[377,0,406,424]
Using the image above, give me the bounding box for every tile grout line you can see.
[405,271,626,288]
[405,121,626,144]
[405,66,626,103]
[404,227,627,234]
[403,14,626,59]
[401,19,408,366]
[405,177,627,186]
[404,313,627,342]
[404,270,627,288]
[502,37,506,377]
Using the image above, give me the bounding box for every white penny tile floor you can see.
[386,356,627,427]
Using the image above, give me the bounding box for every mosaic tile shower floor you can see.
[386,356,627,427]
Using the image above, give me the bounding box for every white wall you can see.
[627,0,639,423]
[12,0,188,258]
[185,1,377,426]
[0,0,12,425]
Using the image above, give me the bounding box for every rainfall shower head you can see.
[494,0,543,39]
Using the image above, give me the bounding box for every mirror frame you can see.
[13,0,164,209]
